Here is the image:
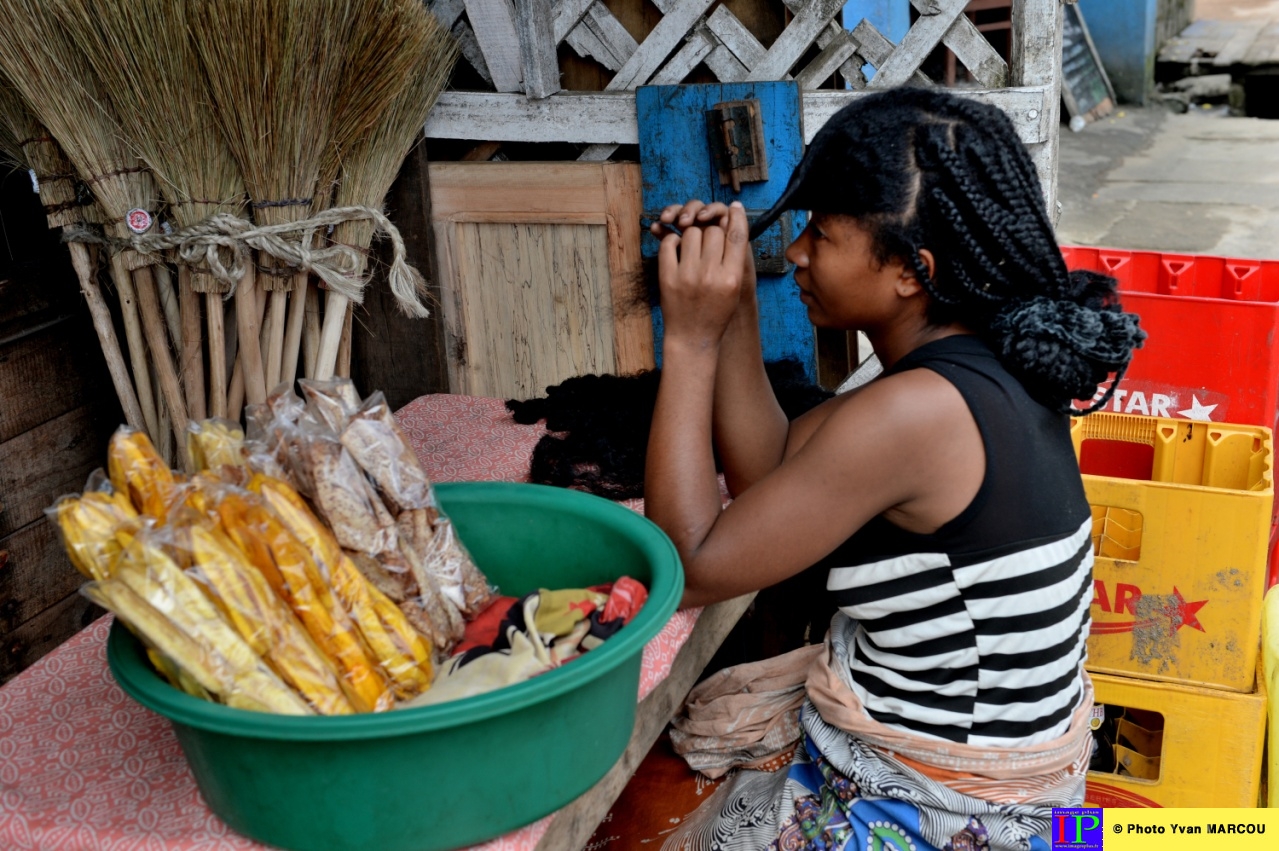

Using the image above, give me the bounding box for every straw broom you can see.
[0,111,20,170]
[282,0,424,386]
[191,0,352,402]
[0,0,190,468]
[315,3,457,380]
[53,0,253,421]
[0,73,149,432]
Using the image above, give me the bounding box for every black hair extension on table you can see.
[506,359,832,500]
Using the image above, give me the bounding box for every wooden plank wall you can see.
[429,161,653,399]
[0,172,116,684]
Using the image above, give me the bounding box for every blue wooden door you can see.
[636,82,813,379]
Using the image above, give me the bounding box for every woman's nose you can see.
[785,235,808,268]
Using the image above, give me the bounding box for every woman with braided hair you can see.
[643,87,1144,851]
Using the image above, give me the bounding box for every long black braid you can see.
[804,88,1145,414]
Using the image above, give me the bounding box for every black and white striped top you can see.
[820,336,1093,748]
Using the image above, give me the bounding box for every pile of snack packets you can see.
[51,380,495,715]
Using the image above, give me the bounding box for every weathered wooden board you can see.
[429,162,653,396]
[0,406,107,538]
[746,0,846,81]
[454,221,616,398]
[425,88,1049,146]
[514,0,562,99]
[0,518,83,636]
[1159,18,1266,65]
[921,0,1009,88]
[430,161,612,219]
[464,0,525,91]
[606,0,719,91]
[0,592,103,685]
[352,144,451,408]
[1011,0,1065,216]
[706,5,769,73]
[869,0,969,89]
[426,91,639,143]
[602,165,655,375]
[0,316,92,443]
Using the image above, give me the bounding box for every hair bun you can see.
[990,296,1146,413]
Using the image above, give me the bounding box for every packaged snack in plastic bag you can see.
[49,489,140,580]
[107,427,177,518]
[329,553,434,699]
[187,419,246,473]
[87,532,313,714]
[348,549,463,655]
[339,392,434,513]
[215,490,395,713]
[251,476,434,701]
[398,506,493,618]
[169,519,357,715]
[292,427,398,555]
[336,392,494,620]
[299,378,362,434]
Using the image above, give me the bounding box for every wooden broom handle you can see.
[106,253,160,440]
[178,266,207,421]
[264,289,288,390]
[235,262,268,406]
[128,262,192,470]
[207,293,228,419]
[313,290,350,381]
[66,242,147,430]
[280,272,308,386]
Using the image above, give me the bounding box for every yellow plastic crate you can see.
[1264,587,1278,809]
[1071,414,1273,692]
[1084,664,1267,808]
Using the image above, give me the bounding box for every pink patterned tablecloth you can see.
[0,394,700,851]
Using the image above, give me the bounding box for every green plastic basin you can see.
[107,481,683,851]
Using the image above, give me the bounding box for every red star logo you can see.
[1089,586,1208,636]
[1169,586,1207,634]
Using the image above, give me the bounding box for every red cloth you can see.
[454,595,520,655]
[604,576,648,624]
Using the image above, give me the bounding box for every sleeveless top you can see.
[820,335,1094,748]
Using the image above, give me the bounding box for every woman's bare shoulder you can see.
[787,367,971,461]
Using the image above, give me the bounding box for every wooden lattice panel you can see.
[432,0,1012,99]
[425,0,1065,209]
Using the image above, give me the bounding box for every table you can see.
[0,394,752,851]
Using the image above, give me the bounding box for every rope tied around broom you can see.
[63,204,430,318]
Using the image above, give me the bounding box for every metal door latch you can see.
[706,99,768,193]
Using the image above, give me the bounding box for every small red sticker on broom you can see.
[125,208,152,234]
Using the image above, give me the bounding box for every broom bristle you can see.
[190,0,349,229]
[54,0,248,291]
[332,1,457,294]
[314,0,427,212]
[0,71,97,228]
[0,0,159,256]
[0,103,21,172]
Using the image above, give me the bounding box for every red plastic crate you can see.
[1063,246,1279,591]
[1062,246,1279,430]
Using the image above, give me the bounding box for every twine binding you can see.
[62,204,429,317]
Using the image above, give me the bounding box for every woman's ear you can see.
[897,248,935,297]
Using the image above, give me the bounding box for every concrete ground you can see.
[1196,0,1279,20]
[1055,105,1279,258]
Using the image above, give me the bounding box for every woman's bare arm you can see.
[653,201,788,496]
